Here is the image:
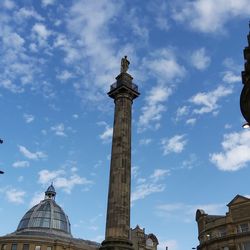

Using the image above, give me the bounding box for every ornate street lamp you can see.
[240,23,250,127]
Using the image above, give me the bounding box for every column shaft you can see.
[106,94,132,240]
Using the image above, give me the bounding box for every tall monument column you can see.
[101,57,139,250]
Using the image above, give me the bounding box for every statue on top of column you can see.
[120,56,130,73]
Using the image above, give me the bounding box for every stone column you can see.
[101,72,139,250]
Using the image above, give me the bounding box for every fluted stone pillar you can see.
[101,72,139,250]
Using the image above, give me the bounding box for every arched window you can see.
[146,238,154,247]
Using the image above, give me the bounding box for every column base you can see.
[100,239,134,250]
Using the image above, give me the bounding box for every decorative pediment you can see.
[227,195,250,207]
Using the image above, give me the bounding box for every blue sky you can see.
[0,0,250,249]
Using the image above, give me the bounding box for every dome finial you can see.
[45,183,56,200]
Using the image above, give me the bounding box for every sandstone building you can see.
[0,185,99,250]
[196,195,250,250]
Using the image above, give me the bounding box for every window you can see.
[41,218,50,228]
[23,244,29,250]
[146,238,154,247]
[1,245,7,250]
[239,223,249,233]
[219,227,227,237]
[47,247,52,250]
[11,244,17,250]
[238,242,250,250]
[35,246,41,250]
[52,219,59,229]
[243,242,250,250]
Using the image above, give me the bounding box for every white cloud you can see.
[155,16,170,32]
[38,169,93,194]
[6,188,26,204]
[127,8,149,40]
[32,23,51,47]
[210,130,250,171]
[41,0,56,7]
[186,118,196,125]
[12,161,30,168]
[65,0,122,92]
[131,183,165,203]
[189,85,233,114]
[54,175,92,194]
[71,166,78,173]
[224,123,232,129]
[38,169,64,183]
[51,123,67,137]
[53,34,82,64]
[144,49,186,83]
[132,166,140,179]
[56,70,73,81]
[131,168,168,203]
[3,32,25,48]
[190,48,211,70]
[139,138,152,145]
[173,0,250,33]
[32,23,51,40]
[18,145,47,160]
[157,202,225,222]
[148,1,170,32]
[100,126,113,142]
[138,85,172,132]
[222,71,241,83]
[150,169,170,182]
[29,192,44,207]
[223,58,242,72]
[23,113,35,123]
[181,154,198,170]
[0,80,24,93]
[176,105,190,121]
[138,49,185,132]
[15,7,44,21]
[2,0,16,10]
[0,17,44,94]
[161,135,187,155]
[98,122,113,143]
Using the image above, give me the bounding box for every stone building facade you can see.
[196,195,250,250]
[130,226,158,250]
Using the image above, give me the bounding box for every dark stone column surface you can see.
[100,73,139,250]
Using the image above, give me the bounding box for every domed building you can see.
[0,185,158,250]
[0,185,99,250]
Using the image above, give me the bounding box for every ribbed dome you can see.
[17,185,72,237]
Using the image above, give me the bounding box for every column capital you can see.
[108,72,140,100]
